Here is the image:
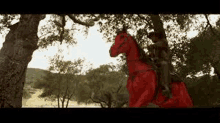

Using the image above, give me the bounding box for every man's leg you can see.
[160,61,172,98]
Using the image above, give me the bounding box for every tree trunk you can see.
[150,14,175,74]
[100,102,104,108]
[66,98,70,108]
[61,98,65,108]
[105,92,112,108]
[57,95,60,108]
[210,40,220,80]
[57,74,61,108]
[0,14,45,108]
[61,82,68,108]
[213,64,220,79]
[149,14,167,39]
[66,93,73,108]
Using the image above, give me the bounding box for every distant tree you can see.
[0,13,219,108]
[82,64,129,108]
[183,15,220,79]
[186,74,220,107]
[33,52,85,108]
[97,14,219,80]
[22,82,36,99]
[0,14,101,107]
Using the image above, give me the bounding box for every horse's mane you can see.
[116,26,152,64]
[130,36,152,64]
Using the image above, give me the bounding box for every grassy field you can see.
[24,68,220,108]
[22,89,100,108]
[23,68,101,108]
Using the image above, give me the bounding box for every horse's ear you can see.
[116,29,120,35]
[116,26,128,35]
[122,25,128,32]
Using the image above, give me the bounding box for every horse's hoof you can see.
[162,90,172,98]
[146,103,160,108]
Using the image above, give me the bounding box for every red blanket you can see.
[127,71,193,108]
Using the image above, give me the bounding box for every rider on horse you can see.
[147,31,172,99]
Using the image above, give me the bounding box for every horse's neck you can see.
[126,42,150,75]
[126,44,140,61]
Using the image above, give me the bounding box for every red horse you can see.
[109,31,193,108]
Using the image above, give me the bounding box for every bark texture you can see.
[149,14,167,39]
[0,14,45,108]
[211,40,220,79]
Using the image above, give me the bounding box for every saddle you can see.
[149,57,183,83]
[170,73,182,82]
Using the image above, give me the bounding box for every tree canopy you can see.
[1,14,220,108]
[96,14,220,79]
[80,64,129,108]
[33,50,85,108]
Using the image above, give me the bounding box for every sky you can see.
[0,14,219,76]
[27,24,118,74]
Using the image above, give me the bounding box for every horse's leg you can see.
[126,76,137,107]
[152,82,178,108]
[157,82,193,108]
[131,71,157,107]
[175,82,193,107]
[146,103,160,108]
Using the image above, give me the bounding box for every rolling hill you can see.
[23,68,49,99]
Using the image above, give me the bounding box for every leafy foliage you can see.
[83,64,129,108]
[23,68,49,99]
[97,14,206,79]
[76,81,92,104]
[37,15,77,49]
[97,14,220,107]
[186,75,220,107]
[32,52,85,108]
[36,14,102,50]
[184,26,220,76]
[0,14,20,34]
[1,14,219,108]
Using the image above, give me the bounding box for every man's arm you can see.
[154,40,168,49]
[161,50,169,60]
[147,40,167,50]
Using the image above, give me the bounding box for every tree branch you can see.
[116,84,122,94]
[205,14,215,34]
[205,14,220,79]
[97,96,108,106]
[99,14,109,20]
[66,92,73,108]
[138,14,154,31]
[60,14,65,44]
[68,93,74,99]
[90,97,105,108]
[204,14,220,39]
[149,14,167,39]
[104,92,112,108]
[116,100,128,108]
[92,92,109,107]
[214,66,220,79]
[60,97,63,102]
[62,84,68,104]
[67,14,101,27]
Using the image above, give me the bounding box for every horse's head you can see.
[109,30,131,57]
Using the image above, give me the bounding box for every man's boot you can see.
[160,61,172,98]
[162,84,172,98]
